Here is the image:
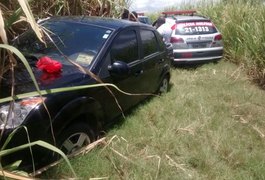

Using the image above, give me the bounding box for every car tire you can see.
[158,75,169,95]
[57,123,95,155]
[213,58,222,64]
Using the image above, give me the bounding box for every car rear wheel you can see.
[158,76,169,94]
[57,123,95,155]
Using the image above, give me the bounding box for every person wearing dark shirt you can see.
[121,9,138,22]
[121,8,129,19]
[129,11,138,22]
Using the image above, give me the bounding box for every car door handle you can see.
[134,70,143,76]
[158,59,165,63]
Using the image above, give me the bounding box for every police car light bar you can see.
[162,10,196,16]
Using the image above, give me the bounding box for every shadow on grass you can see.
[172,59,220,70]
[101,85,173,136]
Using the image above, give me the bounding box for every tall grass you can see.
[198,1,265,87]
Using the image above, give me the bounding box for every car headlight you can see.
[0,97,45,129]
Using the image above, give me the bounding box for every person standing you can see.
[121,9,138,22]
[153,16,165,28]
[129,11,138,22]
[156,17,175,43]
[121,8,129,19]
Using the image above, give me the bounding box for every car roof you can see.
[167,15,209,22]
[41,16,149,30]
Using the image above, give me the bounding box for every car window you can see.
[14,21,112,66]
[138,16,151,25]
[156,32,166,51]
[174,21,217,35]
[140,29,159,57]
[110,30,139,64]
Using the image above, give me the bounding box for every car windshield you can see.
[14,21,112,66]
[174,20,217,35]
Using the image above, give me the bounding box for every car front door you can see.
[109,28,147,111]
[98,28,146,118]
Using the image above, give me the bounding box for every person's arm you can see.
[152,20,158,28]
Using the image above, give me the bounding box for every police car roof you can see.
[167,15,208,22]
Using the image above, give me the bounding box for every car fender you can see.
[50,96,104,137]
[2,96,104,168]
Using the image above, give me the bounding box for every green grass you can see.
[42,61,265,179]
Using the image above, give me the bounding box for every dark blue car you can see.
[0,16,171,170]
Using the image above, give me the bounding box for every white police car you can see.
[163,10,223,64]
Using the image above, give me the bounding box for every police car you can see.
[163,10,223,64]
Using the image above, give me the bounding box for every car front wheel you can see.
[57,123,95,155]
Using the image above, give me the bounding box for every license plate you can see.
[192,43,207,48]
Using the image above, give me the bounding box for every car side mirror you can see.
[108,61,130,78]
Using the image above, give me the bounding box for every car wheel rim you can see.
[61,132,91,154]
[160,78,168,94]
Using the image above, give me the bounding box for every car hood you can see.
[0,57,95,99]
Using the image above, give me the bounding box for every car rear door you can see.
[139,28,167,93]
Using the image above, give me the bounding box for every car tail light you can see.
[170,37,184,43]
[214,34,222,41]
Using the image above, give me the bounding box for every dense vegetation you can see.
[201,0,265,88]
